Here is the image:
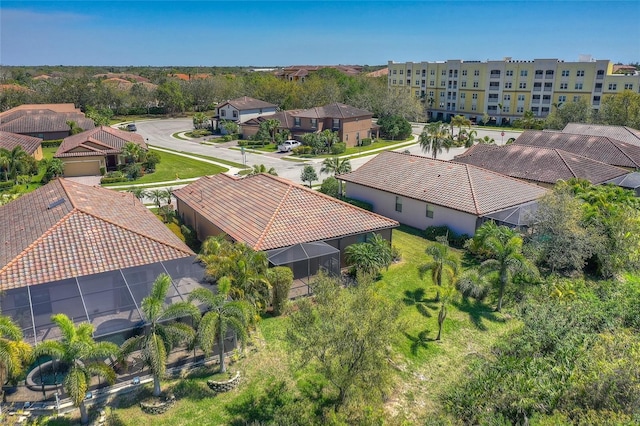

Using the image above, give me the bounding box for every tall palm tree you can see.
[0,147,30,182]
[464,129,478,148]
[149,189,165,209]
[263,119,281,143]
[418,240,459,302]
[127,187,148,201]
[188,278,252,373]
[0,315,32,391]
[320,157,352,176]
[162,187,174,205]
[121,142,143,164]
[321,129,339,151]
[480,230,537,312]
[34,314,118,424]
[419,121,452,160]
[450,114,472,138]
[120,274,200,396]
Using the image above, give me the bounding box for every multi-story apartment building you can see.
[388,56,640,124]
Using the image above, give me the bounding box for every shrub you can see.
[124,163,143,180]
[41,139,63,148]
[99,167,106,176]
[424,225,469,248]
[292,145,312,155]
[268,267,293,316]
[330,142,346,155]
[360,138,372,147]
[237,140,248,147]
[100,176,128,184]
[143,151,161,171]
[0,181,15,191]
[342,197,373,211]
[319,176,339,198]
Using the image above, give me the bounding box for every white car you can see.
[277,140,301,152]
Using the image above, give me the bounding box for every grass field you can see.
[43,227,518,425]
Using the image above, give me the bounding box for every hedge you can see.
[0,181,15,190]
[41,139,63,148]
[100,177,128,184]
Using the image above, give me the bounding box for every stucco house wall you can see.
[218,105,277,124]
[61,155,104,177]
[345,182,478,236]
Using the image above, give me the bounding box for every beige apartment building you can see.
[387,56,640,124]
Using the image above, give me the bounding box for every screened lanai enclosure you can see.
[0,256,210,345]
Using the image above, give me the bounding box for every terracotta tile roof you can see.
[562,123,640,147]
[217,96,278,111]
[339,151,548,216]
[242,110,304,128]
[514,130,640,168]
[0,104,80,118]
[0,131,42,155]
[55,126,146,158]
[0,84,33,93]
[0,111,95,135]
[173,174,398,251]
[0,179,193,289]
[454,144,628,185]
[292,103,373,119]
[93,73,151,83]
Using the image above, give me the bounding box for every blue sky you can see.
[1,1,639,66]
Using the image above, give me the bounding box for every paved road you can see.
[131,118,522,185]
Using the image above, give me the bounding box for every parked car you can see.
[127,123,137,132]
[277,140,301,152]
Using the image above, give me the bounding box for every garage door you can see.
[63,160,101,177]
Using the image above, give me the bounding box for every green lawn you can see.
[43,227,518,425]
[148,146,248,169]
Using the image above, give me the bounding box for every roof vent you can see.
[47,198,65,209]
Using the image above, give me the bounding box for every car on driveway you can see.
[127,123,137,132]
[277,140,301,152]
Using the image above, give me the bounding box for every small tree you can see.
[126,187,148,201]
[267,266,294,316]
[300,165,318,188]
[418,239,459,301]
[248,164,277,176]
[319,176,340,198]
[345,233,393,276]
[321,157,351,176]
[0,315,32,390]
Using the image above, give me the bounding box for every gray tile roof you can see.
[173,173,398,251]
[55,126,147,158]
[338,151,548,215]
[562,123,640,147]
[454,144,629,185]
[0,131,42,155]
[514,130,640,168]
[218,96,277,111]
[0,179,193,289]
[0,111,95,135]
[292,103,373,119]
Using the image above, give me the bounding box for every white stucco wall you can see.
[345,182,479,236]
[218,105,278,123]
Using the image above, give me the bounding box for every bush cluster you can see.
[330,142,346,154]
[41,139,63,148]
[423,225,469,248]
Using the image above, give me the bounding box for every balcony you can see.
[533,87,541,92]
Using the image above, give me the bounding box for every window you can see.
[520,70,528,77]
[575,83,583,90]
[505,82,512,89]
[439,102,445,108]
[440,92,445,98]
[517,106,524,113]
[441,70,446,76]
[415,80,420,86]
[221,110,226,117]
[415,90,420,96]
[430,69,435,75]
[504,94,511,101]
[533,94,541,101]
[517,94,525,101]
[461,81,467,87]
[541,107,550,114]
[441,81,446,86]
[593,95,601,102]
[460,93,466,99]
[577,70,585,77]
[560,83,568,89]
[597,70,605,76]
[392,69,397,75]
[608,83,617,90]
[429,91,434,97]
[573,96,581,102]
[519,82,527,89]
[625,83,633,90]
[310,118,317,128]
[490,70,501,77]
[407,79,411,85]
[294,117,301,126]
[558,95,566,102]
[471,105,477,111]
[462,70,467,76]
[392,79,397,84]
[534,82,542,90]
[535,70,543,77]
[561,70,570,77]
[488,94,499,101]
[546,70,554,77]
[506,70,513,76]
[473,81,479,88]
[543,95,551,101]
[489,82,500,89]
[400,70,404,75]
[502,106,510,113]
[232,110,238,118]
[426,204,434,218]
[430,80,435,86]
[472,93,478,99]
[332,118,340,129]
[474,70,480,76]
[531,107,539,113]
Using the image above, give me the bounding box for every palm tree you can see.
[0,315,32,392]
[34,314,118,424]
[418,240,459,302]
[321,129,339,151]
[464,129,478,148]
[127,187,148,201]
[479,229,537,312]
[120,274,200,396]
[162,187,174,205]
[0,147,30,183]
[121,142,143,164]
[320,157,351,176]
[188,278,252,373]
[345,233,393,276]
[450,115,472,138]
[149,189,164,209]
[419,121,452,160]
[248,164,278,176]
[263,119,281,143]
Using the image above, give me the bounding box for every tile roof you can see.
[0,111,95,135]
[562,123,640,147]
[514,130,640,168]
[0,179,193,289]
[454,144,629,185]
[55,126,146,158]
[0,104,80,118]
[338,151,548,216]
[0,131,42,155]
[242,110,304,128]
[173,174,398,251]
[218,96,277,111]
[292,103,373,119]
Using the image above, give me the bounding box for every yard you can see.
[43,227,517,425]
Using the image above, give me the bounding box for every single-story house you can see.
[338,151,548,236]
[514,130,640,169]
[0,131,43,160]
[54,126,147,177]
[173,173,399,281]
[274,65,363,82]
[0,179,205,344]
[214,96,278,125]
[454,144,629,187]
[561,123,640,147]
[0,104,95,140]
[241,103,379,147]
